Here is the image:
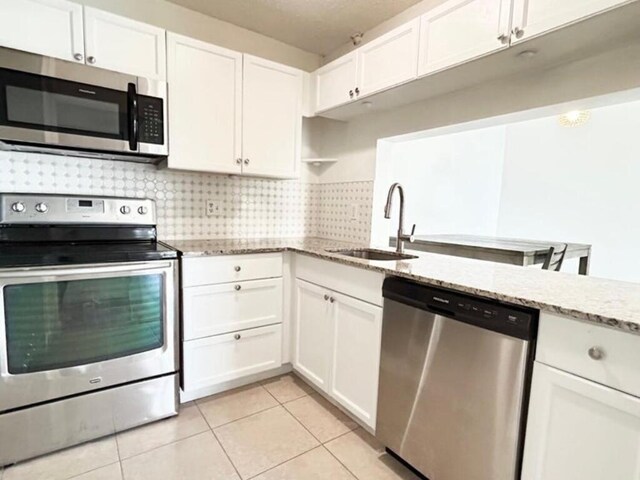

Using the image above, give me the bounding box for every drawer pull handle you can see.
[234,266,241,272]
[234,333,241,340]
[324,294,330,301]
[235,285,242,291]
[588,346,604,360]
[329,296,335,303]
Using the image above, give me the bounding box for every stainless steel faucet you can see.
[384,182,416,254]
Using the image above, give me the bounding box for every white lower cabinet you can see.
[181,254,284,401]
[183,324,283,393]
[294,279,332,391]
[293,264,383,430]
[522,362,640,480]
[329,291,383,428]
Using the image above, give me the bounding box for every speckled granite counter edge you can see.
[170,241,640,336]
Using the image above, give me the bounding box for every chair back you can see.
[542,244,568,272]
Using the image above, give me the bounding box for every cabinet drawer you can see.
[295,254,384,306]
[183,278,283,340]
[183,324,282,392]
[537,313,640,396]
[182,253,283,287]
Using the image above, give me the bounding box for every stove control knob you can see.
[138,206,148,215]
[35,203,48,213]
[120,205,131,215]
[11,202,26,213]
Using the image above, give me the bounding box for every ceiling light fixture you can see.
[558,110,591,127]
[517,49,538,59]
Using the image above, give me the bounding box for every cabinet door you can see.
[314,52,358,112]
[0,0,84,63]
[183,278,283,340]
[357,19,420,97]
[511,0,630,43]
[83,7,166,79]
[242,55,303,178]
[166,33,242,173]
[418,0,512,76]
[294,279,332,392]
[330,293,383,429]
[522,363,640,480]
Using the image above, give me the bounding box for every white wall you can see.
[374,99,640,283]
[496,100,640,282]
[71,0,320,71]
[373,127,507,244]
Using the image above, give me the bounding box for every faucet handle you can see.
[409,224,416,242]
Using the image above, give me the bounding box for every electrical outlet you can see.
[205,200,219,217]
[350,204,359,221]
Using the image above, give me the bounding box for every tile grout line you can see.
[321,444,360,480]
[113,431,126,480]
[194,400,243,480]
[244,444,321,480]
[64,461,121,480]
[115,428,209,464]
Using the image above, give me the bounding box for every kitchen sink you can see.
[327,248,418,261]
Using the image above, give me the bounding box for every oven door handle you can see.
[127,82,139,151]
[0,261,174,279]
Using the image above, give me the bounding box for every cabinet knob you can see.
[87,56,96,64]
[588,346,604,360]
[234,265,241,272]
[234,333,241,340]
[497,33,509,45]
[324,294,329,301]
[349,90,354,98]
[355,87,360,96]
[244,158,250,165]
[236,158,243,165]
[74,53,84,61]
[511,27,524,39]
[329,296,335,303]
[234,284,241,291]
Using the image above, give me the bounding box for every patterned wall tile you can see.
[0,151,372,242]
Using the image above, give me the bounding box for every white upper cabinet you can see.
[314,51,358,112]
[522,363,640,480]
[167,33,242,174]
[330,291,383,429]
[83,7,166,79]
[242,55,303,178]
[418,0,512,76]
[511,0,631,44]
[0,0,85,63]
[357,18,420,96]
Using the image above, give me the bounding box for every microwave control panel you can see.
[138,95,164,145]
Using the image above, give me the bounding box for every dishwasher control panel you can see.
[383,277,537,340]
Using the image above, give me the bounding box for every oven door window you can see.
[4,274,163,374]
[0,68,128,140]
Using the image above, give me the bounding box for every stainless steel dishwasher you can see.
[377,277,537,480]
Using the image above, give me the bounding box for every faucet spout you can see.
[384,183,415,254]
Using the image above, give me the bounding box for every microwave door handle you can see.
[127,82,139,151]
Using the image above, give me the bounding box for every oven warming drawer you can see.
[0,373,178,467]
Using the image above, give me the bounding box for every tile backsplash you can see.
[0,152,373,243]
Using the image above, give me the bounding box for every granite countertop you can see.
[163,236,640,335]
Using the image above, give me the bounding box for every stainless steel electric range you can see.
[0,193,179,466]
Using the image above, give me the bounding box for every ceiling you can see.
[167,0,424,55]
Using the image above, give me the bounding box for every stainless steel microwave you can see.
[0,47,167,163]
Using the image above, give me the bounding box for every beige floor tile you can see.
[197,385,279,428]
[214,406,319,479]
[121,431,238,480]
[284,393,358,443]
[261,374,314,403]
[116,405,209,459]
[70,463,122,480]
[325,430,421,480]
[252,447,355,480]
[3,436,119,480]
